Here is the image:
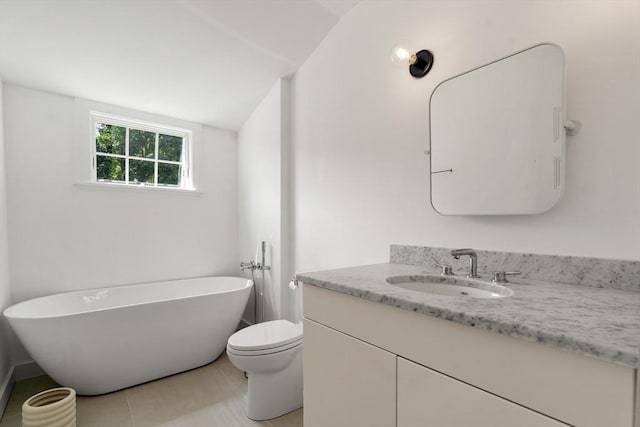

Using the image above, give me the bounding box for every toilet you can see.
[227,319,303,420]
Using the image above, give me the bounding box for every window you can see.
[91,112,193,189]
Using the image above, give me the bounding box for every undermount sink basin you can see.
[386,274,513,299]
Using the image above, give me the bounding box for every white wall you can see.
[3,84,239,363]
[238,79,292,323]
[291,0,640,274]
[0,78,13,407]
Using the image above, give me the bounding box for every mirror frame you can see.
[428,43,566,216]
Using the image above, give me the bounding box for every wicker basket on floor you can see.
[22,387,76,427]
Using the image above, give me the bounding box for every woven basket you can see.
[22,387,76,427]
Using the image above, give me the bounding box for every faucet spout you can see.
[450,248,480,278]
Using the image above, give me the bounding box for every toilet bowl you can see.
[226,319,303,420]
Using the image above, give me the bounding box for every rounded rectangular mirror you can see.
[429,43,566,215]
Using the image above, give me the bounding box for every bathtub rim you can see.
[3,275,254,320]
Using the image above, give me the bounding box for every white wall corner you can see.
[0,77,16,418]
[280,78,294,320]
[237,78,288,322]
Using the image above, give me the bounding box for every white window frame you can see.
[90,111,194,190]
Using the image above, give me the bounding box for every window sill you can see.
[74,182,203,196]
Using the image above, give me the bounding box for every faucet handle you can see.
[240,260,256,271]
[435,264,454,276]
[492,271,521,283]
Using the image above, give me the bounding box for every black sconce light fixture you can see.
[390,42,434,78]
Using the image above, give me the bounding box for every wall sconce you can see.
[390,42,434,78]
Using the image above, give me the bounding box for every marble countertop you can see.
[297,263,640,368]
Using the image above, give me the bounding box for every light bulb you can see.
[390,42,415,64]
[390,41,434,78]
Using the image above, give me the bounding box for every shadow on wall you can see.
[0,315,9,369]
[2,312,30,368]
[0,77,15,395]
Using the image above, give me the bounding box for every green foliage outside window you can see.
[129,159,154,183]
[129,129,155,159]
[95,122,184,186]
[158,163,181,185]
[96,156,125,181]
[96,124,125,155]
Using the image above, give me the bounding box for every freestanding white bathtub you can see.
[3,276,252,395]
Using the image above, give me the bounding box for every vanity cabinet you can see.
[303,284,637,427]
[304,319,396,427]
[397,358,566,427]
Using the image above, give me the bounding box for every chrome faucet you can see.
[240,241,271,272]
[240,259,270,271]
[240,260,257,271]
[451,248,480,278]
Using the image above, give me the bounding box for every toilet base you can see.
[246,349,303,420]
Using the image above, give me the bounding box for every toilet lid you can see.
[228,320,303,352]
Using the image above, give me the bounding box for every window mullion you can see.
[125,127,130,184]
[154,133,159,186]
[96,153,126,159]
[92,120,97,182]
[181,136,187,186]
[157,160,182,165]
[129,155,157,162]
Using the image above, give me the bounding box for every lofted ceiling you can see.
[0,0,359,130]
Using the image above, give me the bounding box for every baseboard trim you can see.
[0,365,16,419]
[0,360,45,419]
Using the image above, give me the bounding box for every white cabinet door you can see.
[303,319,397,427]
[397,358,569,427]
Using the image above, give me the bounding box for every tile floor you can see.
[0,353,303,427]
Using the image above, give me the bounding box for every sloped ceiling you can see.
[0,0,359,130]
